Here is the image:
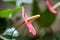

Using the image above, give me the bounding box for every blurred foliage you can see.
[0,6,21,38]
[0,38,3,40]
[32,0,56,28]
[0,18,8,34]
[0,0,21,37]
[0,0,22,40]
[54,32,60,40]
[16,34,38,40]
[0,6,21,18]
[32,0,40,17]
[12,6,21,16]
[39,10,56,27]
[5,1,16,5]
[41,29,54,40]
[16,30,60,40]
[41,32,60,40]
[3,0,16,5]
[0,9,11,18]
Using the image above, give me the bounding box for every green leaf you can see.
[12,6,21,16]
[39,9,56,27]
[0,9,11,18]
[0,6,21,18]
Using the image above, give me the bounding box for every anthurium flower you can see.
[45,0,57,14]
[22,6,36,36]
[14,15,40,29]
[53,2,60,9]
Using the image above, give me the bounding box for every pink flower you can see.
[45,0,57,14]
[22,6,36,36]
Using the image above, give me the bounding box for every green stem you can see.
[11,21,24,40]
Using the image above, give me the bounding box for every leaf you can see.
[0,6,21,18]
[38,9,56,27]
[0,9,11,18]
[12,6,21,16]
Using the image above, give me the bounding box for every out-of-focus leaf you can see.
[0,6,21,18]
[0,9,11,18]
[38,9,56,27]
[12,6,21,16]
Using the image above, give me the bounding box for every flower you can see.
[53,2,60,10]
[45,0,57,14]
[22,6,36,36]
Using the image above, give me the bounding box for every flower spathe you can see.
[22,6,36,36]
[45,0,57,14]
